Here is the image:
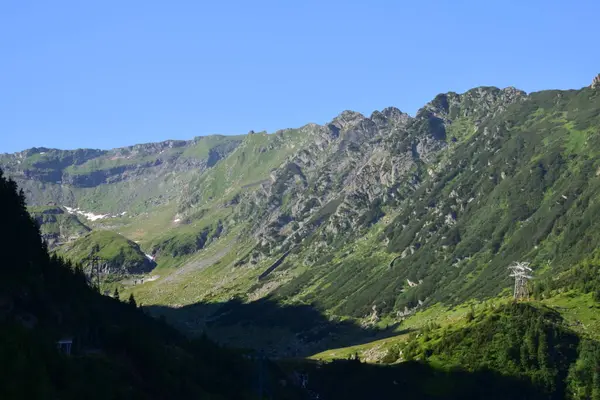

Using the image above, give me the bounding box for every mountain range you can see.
[4,75,600,398]
[2,75,600,358]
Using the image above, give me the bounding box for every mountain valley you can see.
[3,76,600,398]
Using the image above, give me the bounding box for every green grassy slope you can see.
[59,230,154,275]
[179,129,308,211]
[28,205,90,248]
[265,87,600,319]
[0,135,244,213]
[297,301,600,400]
[390,302,600,399]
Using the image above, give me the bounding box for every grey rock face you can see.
[592,74,600,89]
[213,87,526,258]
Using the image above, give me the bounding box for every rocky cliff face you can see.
[592,74,600,89]
[196,87,527,264]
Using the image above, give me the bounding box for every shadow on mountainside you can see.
[145,297,408,358]
[145,301,551,398]
[253,357,549,400]
[284,358,550,400]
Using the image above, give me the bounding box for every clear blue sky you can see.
[1,0,599,153]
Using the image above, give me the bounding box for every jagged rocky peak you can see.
[24,147,52,156]
[458,86,525,116]
[592,74,600,89]
[501,86,527,97]
[370,107,411,128]
[329,110,367,131]
[381,106,407,120]
[419,86,526,121]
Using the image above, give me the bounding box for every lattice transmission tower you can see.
[508,261,533,300]
[83,245,105,291]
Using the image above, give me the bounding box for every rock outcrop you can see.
[29,205,90,249]
[212,87,525,261]
[592,74,600,89]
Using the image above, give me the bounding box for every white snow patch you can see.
[80,211,108,221]
[173,218,181,223]
[145,253,156,261]
[63,206,118,221]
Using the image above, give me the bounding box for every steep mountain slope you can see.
[28,205,90,248]
[3,78,600,355]
[267,85,600,319]
[59,230,156,275]
[127,83,600,322]
[241,84,600,319]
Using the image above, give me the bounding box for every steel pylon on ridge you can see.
[508,261,533,300]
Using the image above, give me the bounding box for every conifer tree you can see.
[537,331,548,369]
[128,293,137,308]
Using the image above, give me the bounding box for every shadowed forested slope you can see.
[0,169,261,399]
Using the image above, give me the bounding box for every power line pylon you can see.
[83,245,104,291]
[508,261,533,300]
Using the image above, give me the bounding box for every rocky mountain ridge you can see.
[216,87,527,261]
[3,80,600,338]
[0,135,244,212]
